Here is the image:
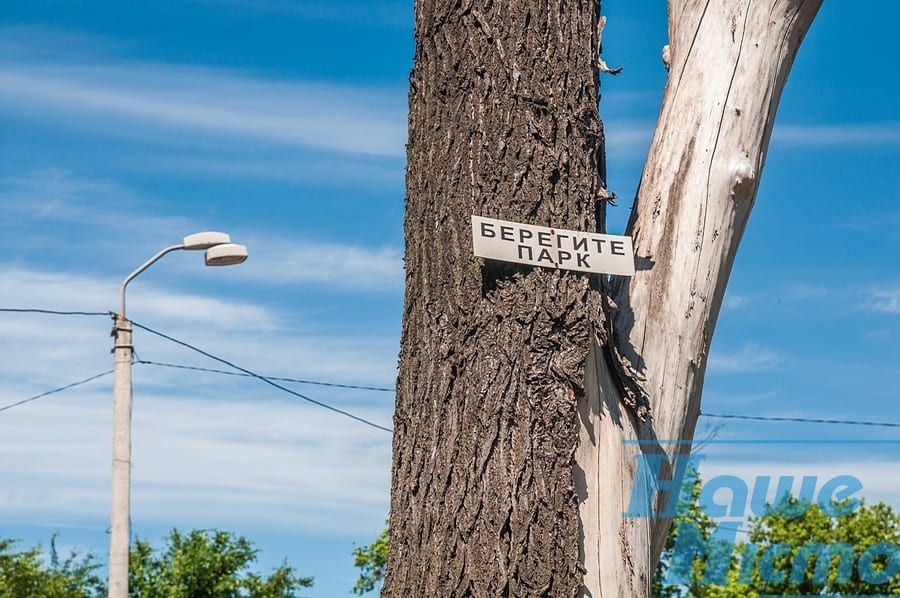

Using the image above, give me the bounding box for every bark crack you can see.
[670,0,712,105]
[695,2,751,288]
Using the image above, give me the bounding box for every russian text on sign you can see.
[471,215,635,276]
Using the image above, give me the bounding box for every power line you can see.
[0,308,108,317]
[134,359,395,393]
[0,370,113,413]
[1,306,395,392]
[4,306,897,432]
[701,411,900,429]
[130,320,393,434]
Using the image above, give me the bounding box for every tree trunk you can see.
[386,0,821,596]
[385,1,604,595]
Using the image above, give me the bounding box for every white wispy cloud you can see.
[722,292,757,310]
[0,65,406,156]
[601,119,900,162]
[0,267,398,388]
[605,119,900,161]
[0,267,273,393]
[703,389,779,406]
[131,152,405,186]
[868,287,900,314]
[237,238,403,291]
[865,328,893,340]
[0,169,404,294]
[836,211,900,234]
[191,0,412,28]
[707,342,783,374]
[603,120,655,160]
[0,389,392,534]
[604,120,899,163]
[0,263,396,535]
[0,28,407,157]
[0,169,199,260]
[699,459,900,514]
[773,122,900,146]
[0,25,122,62]
[783,284,830,301]
[0,168,147,221]
[0,268,273,330]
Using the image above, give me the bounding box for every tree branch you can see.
[579,0,823,594]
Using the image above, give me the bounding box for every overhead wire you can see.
[134,359,395,392]
[0,370,113,413]
[0,308,108,317]
[127,356,900,431]
[700,411,900,429]
[3,306,899,432]
[130,320,393,433]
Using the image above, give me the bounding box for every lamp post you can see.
[108,232,247,598]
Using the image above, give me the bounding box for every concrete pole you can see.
[105,236,245,597]
[108,315,132,598]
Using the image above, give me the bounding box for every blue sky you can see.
[0,0,897,595]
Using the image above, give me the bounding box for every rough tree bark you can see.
[385,1,822,596]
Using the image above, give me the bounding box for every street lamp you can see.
[108,232,247,598]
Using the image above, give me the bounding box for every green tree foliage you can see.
[652,464,705,598]
[652,465,746,598]
[351,524,389,595]
[0,534,105,598]
[653,471,900,597]
[742,496,900,596]
[129,529,313,598]
[358,476,900,597]
[0,529,310,598]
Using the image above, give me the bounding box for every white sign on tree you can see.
[471,215,635,276]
